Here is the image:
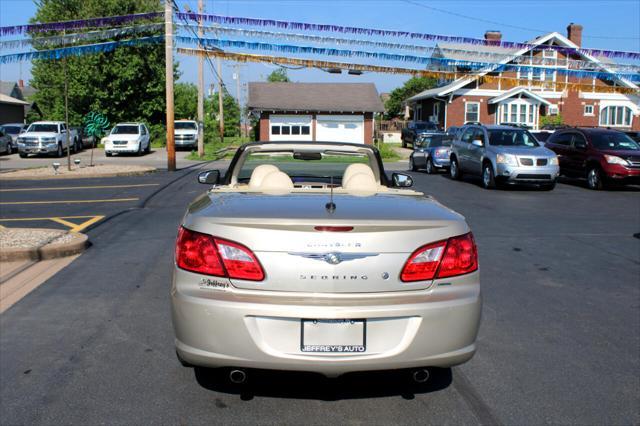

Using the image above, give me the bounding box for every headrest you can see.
[248,164,280,188]
[259,171,294,193]
[343,172,378,194]
[342,163,375,186]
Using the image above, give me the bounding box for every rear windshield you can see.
[488,129,539,147]
[237,150,372,183]
[415,122,437,130]
[419,136,451,147]
[111,125,139,135]
[2,126,21,135]
[591,132,640,151]
[175,122,197,130]
[27,124,58,133]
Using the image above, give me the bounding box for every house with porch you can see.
[405,24,640,131]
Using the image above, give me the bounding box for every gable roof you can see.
[407,31,638,104]
[0,81,18,98]
[488,87,552,105]
[0,93,29,106]
[248,82,385,113]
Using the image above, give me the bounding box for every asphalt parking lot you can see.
[0,162,639,425]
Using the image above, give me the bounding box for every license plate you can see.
[300,319,366,353]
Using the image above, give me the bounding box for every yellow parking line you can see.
[0,215,106,233]
[0,183,159,192]
[49,217,83,229]
[0,198,139,205]
[0,215,102,221]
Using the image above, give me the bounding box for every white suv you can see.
[175,120,198,150]
[104,123,150,156]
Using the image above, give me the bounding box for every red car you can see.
[544,128,640,189]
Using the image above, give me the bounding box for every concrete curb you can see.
[0,168,156,180]
[0,229,88,262]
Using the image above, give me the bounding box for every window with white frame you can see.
[465,102,480,123]
[584,105,594,116]
[600,105,633,127]
[498,101,538,128]
[542,49,557,59]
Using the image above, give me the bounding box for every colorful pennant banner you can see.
[177,47,639,95]
[176,36,640,82]
[0,24,163,50]
[176,12,640,61]
[0,12,162,36]
[178,24,640,72]
[0,36,163,64]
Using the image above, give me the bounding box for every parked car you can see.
[409,134,453,174]
[401,121,441,148]
[172,141,481,380]
[175,119,198,150]
[103,123,150,156]
[544,127,640,190]
[446,126,460,138]
[17,121,78,158]
[500,122,533,130]
[531,131,553,145]
[0,123,27,145]
[624,131,640,143]
[0,127,14,155]
[72,126,97,149]
[449,124,559,190]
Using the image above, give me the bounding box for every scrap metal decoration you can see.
[83,111,110,166]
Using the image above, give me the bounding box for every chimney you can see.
[484,30,502,44]
[567,23,583,47]
[18,79,24,88]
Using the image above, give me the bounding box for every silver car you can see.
[0,126,14,155]
[172,142,481,381]
[449,125,560,190]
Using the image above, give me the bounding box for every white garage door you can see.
[316,115,364,144]
[269,115,312,141]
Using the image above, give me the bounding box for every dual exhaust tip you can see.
[227,368,430,384]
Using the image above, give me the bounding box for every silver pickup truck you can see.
[17,121,79,158]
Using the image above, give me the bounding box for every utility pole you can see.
[196,0,204,157]
[165,0,176,171]
[217,57,224,144]
[233,64,243,138]
[63,29,71,171]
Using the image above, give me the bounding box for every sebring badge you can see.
[289,251,379,265]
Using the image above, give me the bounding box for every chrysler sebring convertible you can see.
[171,142,481,380]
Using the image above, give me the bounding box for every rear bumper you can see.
[496,163,559,183]
[171,269,482,376]
[432,157,450,168]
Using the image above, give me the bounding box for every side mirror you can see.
[472,139,484,147]
[392,173,413,188]
[197,170,220,185]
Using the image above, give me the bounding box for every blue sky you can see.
[1,0,639,106]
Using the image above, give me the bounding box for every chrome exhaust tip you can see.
[412,368,430,383]
[229,369,247,384]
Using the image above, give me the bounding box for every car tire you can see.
[402,139,407,149]
[482,163,496,189]
[137,142,143,156]
[145,141,151,154]
[426,158,434,175]
[56,143,64,158]
[6,142,13,155]
[541,181,556,191]
[176,350,193,368]
[409,156,417,171]
[75,139,82,153]
[105,151,112,157]
[19,152,27,158]
[450,157,462,180]
[587,166,604,190]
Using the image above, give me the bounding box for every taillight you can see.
[176,227,225,276]
[175,227,264,281]
[314,226,354,232]
[401,233,478,282]
[216,238,264,281]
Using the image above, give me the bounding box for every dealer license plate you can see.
[300,319,366,353]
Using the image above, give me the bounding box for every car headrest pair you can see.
[248,165,293,192]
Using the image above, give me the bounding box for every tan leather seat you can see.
[343,172,378,193]
[342,163,375,186]
[248,164,280,189]
[259,171,294,193]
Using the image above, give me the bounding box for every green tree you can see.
[204,92,241,141]
[267,68,290,82]
[384,76,437,119]
[30,0,171,126]
[174,83,197,120]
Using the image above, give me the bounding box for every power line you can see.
[402,0,640,40]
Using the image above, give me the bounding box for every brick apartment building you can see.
[405,24,640,131]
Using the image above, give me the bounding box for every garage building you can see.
[248,82,384,145]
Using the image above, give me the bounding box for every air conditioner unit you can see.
[429,115,438,122]
[548,105,559,115]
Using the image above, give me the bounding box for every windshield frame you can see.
[488,129,540,148]
[590,132,640,151]
[27,124,59,133]
[175,121,198,130]
[111,125,140,135]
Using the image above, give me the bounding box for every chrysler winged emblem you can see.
[289,252,379,265]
